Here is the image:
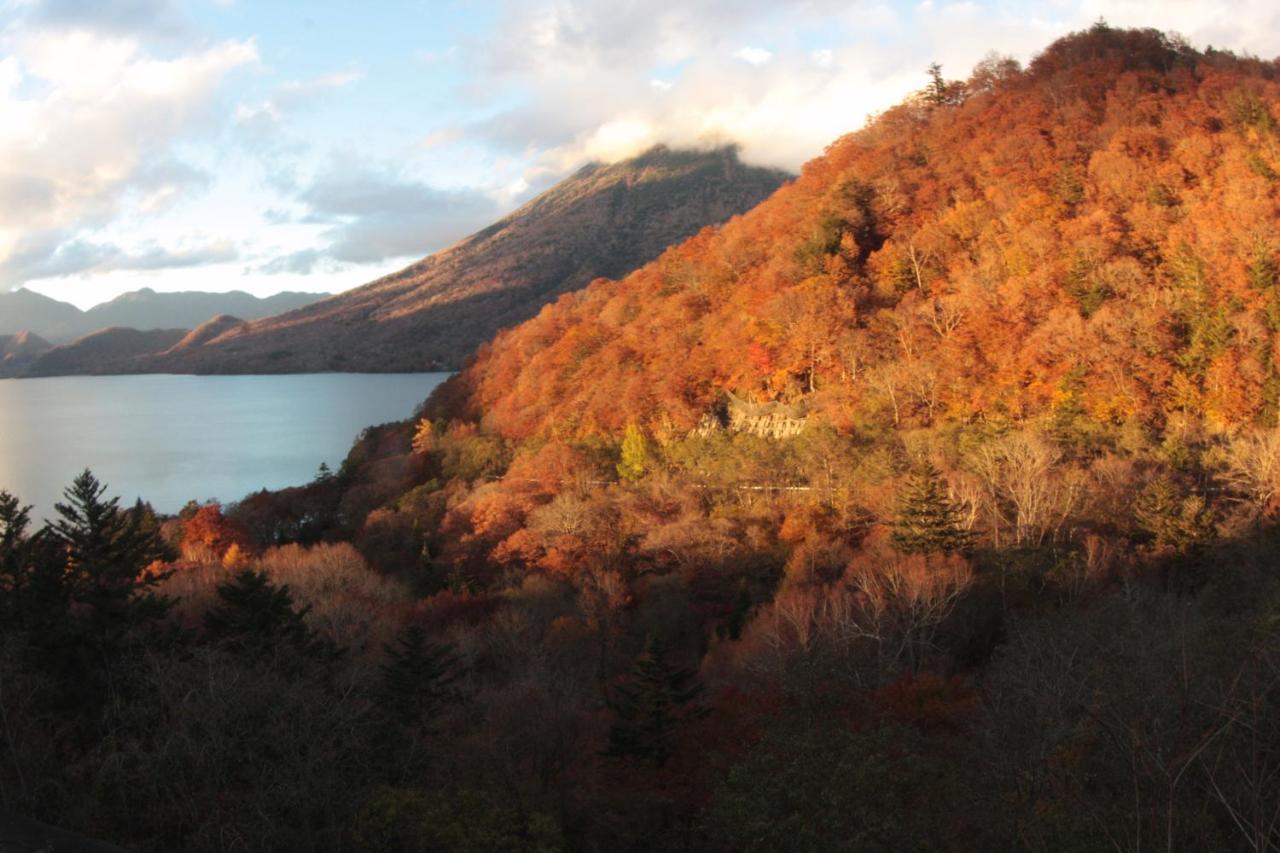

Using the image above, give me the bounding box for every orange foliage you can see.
[424,29,1280,446]
[180,503,250,563]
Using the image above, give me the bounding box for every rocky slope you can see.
[0,331,52,372]
[142,145,791,374]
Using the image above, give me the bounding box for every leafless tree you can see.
[1223,427,1280,521]
[967,431,1084,547]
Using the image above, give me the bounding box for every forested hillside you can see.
[437,27,1280,442]
[4,25,1280,853]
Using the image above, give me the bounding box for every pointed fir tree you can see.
[376,623,465,734]
[0,491,61,630]
[3,473,177,724]
[0,491,31,581]
[1133,476,1217,552]
[926,62,949,106]
[203,569,336,664]
[604,640,706,768]
[0,491,35,625]
[50,470,172,634]
[890,463,975,555]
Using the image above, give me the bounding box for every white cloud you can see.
[470,0,1280,183]
[279,156,506,266]
[733,46,773,66]
[26,0,191,41]
[234,67,362,133]
[17,236,238,280]
[579,116,657,163]
[421,127,464,149]
[276,69,363,104]
[1075,0,1280,56]
[0,26,256,287]
[467,0,945,173]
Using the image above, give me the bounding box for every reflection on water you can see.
[0,373,448,521]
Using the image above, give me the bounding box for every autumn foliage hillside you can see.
[435,26,1280,442]
[11,27,1280,853]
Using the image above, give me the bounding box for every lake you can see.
[0,373,450,522]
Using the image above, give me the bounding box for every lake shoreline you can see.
[0,372,449,520]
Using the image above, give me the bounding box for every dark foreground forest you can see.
[4,24,1280,853]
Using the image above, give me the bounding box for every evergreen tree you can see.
[0,490,29,556]
[0,491,62,633]
[204,569,335,664]
[926,62,949,105]
[0,491,34,624]
[617,421,650,482]
[1133,476,1217,552]
[924,63,963,107]
[890,463,975,554]
[50,470,172,638]
[604,641,706,768]
[1,473,178,732]
[376,624,465,733]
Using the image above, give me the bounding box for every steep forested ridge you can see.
[143,146,791,374]
[436,27,1280,442]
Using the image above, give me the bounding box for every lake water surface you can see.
[0,373,449,521]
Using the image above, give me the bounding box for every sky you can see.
[0,1,1276,310]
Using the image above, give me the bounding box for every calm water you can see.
[0,373,449,521]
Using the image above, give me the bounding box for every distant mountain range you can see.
[0,288,327,345]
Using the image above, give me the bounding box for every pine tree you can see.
[0,491,34,623]
[0,492,60,629]
[1134,476,1216,552]
[890,463,975,555]
[923,63,963,107]
[376,623,465,733]
[51,470,172,634]
[605,640,706,768]
[926,63,949,106]
[4,473,177,726]
[617,421,650,482]
[204,569,335,663]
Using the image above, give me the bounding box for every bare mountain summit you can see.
[146,145,792,373]
[0,331,52,371]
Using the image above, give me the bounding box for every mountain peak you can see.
[142,144,793,374]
